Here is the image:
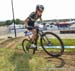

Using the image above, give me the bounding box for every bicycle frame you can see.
[23,26,64,57]
[26,27,51,51]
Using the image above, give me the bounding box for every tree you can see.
[15,19,23,24]
[5,20,12,25]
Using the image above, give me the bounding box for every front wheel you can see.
[22,39,36,54]
[41,32,64,57]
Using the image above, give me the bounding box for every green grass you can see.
[38,38,75,46]
[48,39,75,46]
[0,47,75,71]
[62,39,75,46]
[0,38,75,71]
[41,48,75,52]
[0,48,31,71]
[64,48,75,52]
[0,48,53,71]
[18,39,75,46]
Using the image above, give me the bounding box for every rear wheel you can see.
[22,39,36,54]
[41,32,64,57]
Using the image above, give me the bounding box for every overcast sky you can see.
[0,0,75,21]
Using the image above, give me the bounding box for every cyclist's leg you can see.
[26,29,37,48]
[31,29,37,42]
[27,22,37,43]
[27,26,36,43]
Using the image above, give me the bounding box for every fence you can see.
[0,24,75,39]
[0,25,25,38]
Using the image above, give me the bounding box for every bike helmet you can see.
[36,5,44,11]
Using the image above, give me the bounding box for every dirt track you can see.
[16,49,75,71]
[0,37,25,48]
[45,54,75,68]
[34,51,75,71]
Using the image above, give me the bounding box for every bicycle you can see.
[22,26,64,57]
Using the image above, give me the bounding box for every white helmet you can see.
[36,5,44,11]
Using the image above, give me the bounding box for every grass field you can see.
[18,38,75,46]
[0,47,75,71]
[34,39,75,46]
[0,38,75,46]
[0,38,75,71]
[62,39,75,46]
[0,48,51,71]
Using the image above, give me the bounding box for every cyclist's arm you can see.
[24,18,29,26]
[39,17,43,22]
[24,12,34,26]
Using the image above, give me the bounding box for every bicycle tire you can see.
[41,32,64,57]
[22,39,36,54]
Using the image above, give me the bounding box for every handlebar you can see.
[25,26,39,29]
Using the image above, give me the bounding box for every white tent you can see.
[70,24,75,28]
[8,23,25,33]
[70,24,75,29]
[8,23,24,29]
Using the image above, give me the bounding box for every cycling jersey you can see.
[27,12,41,30]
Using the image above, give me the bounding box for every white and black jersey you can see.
[27,12,41,27]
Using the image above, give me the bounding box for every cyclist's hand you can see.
[34,26,38,28]
[25,25,29,28]
[25,25,33,29]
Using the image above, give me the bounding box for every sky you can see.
[0,0,75,21]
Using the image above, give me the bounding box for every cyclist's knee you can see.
[32,29,36,35]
